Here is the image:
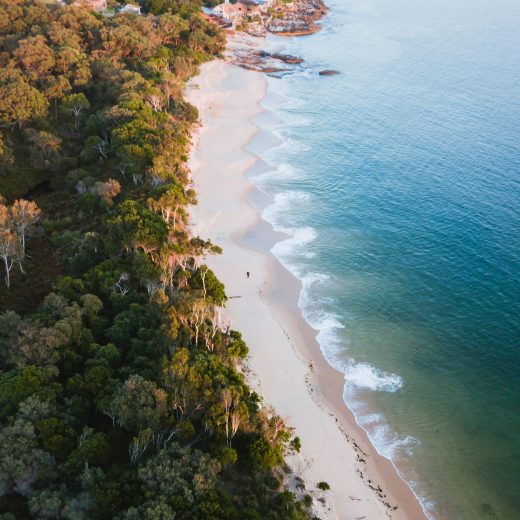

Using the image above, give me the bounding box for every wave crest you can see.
[343,362,403,393]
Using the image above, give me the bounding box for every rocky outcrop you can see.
[259,51,303,64]
[270,52,304,64]
[230,49,303,73]
[266,0,327,36]
[224,0,328,76]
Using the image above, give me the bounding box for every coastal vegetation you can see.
[0,0,310,517]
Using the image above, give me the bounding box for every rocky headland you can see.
[264,0,327,36]
[225,0,329,75]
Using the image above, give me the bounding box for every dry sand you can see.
[186,59,427,520]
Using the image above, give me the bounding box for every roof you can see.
[120,3,141,13]
[74,0,107,10]
[237,0,260,8]
[214,3,245,15]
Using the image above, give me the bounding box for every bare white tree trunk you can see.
[1,255,14,288]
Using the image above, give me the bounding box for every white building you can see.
[120,3,142,14]
[213,0,247,24]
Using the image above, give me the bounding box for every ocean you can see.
[248,0,520,517]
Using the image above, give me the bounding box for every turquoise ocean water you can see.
[249,0,520,517]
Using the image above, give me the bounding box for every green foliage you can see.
[226,330,249,359]
[290,436,302,453]
[0,1,309,518]
[106,200,168,253]
[137,443,219,504]
[217,446,237,466]
[0,416,56,497]
[249,436,284,470]
[317,481,330,491]
[0,68,48,127]
[36,417,75,461]
[65,432,111,472]
[60,93,90,130]
[190,265,227,304]
[0,367,45,419]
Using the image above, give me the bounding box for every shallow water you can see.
[249,0,520,517]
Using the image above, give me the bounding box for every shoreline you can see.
[186,59,428,519]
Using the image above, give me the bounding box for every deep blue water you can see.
[252,0,520,517]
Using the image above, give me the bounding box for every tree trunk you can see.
[2,256,12,288]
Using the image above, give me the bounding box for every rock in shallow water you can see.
[319,69,340,76]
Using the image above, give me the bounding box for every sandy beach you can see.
[186,59,427,520]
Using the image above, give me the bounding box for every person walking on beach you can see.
[246,271,250,278]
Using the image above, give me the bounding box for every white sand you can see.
[186,59,427,520]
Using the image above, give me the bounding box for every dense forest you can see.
[0,0,311,517]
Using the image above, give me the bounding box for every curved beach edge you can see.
[186,59,429,520]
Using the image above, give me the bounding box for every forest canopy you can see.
[0,0,309,518]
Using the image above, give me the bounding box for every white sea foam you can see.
[354,408,435,519]
[279,91,306,110]
[282,112,312,127]
[299,271,331,295]
[271,227,317,269]
[262,191,311,229]
[264,192,404,395]
[341,398,430,515]
[307,308,344,346]
[260,186,431,516]
[343,361,403,393]
[256,162,305,184]
[276,97,312,126]
[252,83,435,517]
[272,224,316,247]
[363,418,419,460]
[268,134,311,155]
[262,192,317,277]
[298,274,343,345]
[263,190,311,216]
